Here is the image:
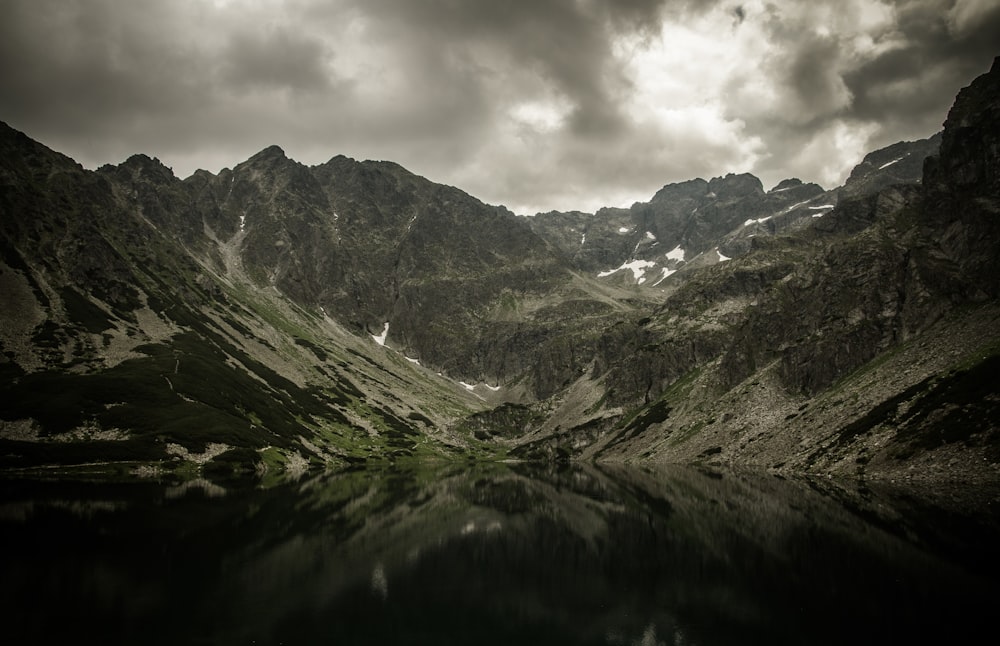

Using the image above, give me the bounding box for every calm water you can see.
[1,464,999,645]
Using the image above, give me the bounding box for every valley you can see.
[2,58,999,484]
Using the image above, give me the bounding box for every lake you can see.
[1,464,998,645]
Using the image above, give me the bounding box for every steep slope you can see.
[0,127,491,475]
[147,144,633,398]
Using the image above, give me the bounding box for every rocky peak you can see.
[765,178,826,201]
[926,56,1000,196]
[186,168,217,183]
[105,153,178,186]
[840,134,941,201]
[314,154,415,190]
[770,178,804,192]
[233,145,306,184]
[249,144,288,161]
[649,178,708,203]
[0,121,82,179]
[233,143,323,200]
[921,56,1000,298]
[707,173,763,200]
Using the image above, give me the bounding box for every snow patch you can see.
[405,356,420,365]
[809,204,835,210]
[879,156,905,170]
[716,249,731,262]
[371,322,389,346]
[780,199,814,214]
[597,259,657,284]
[239,213,246,230]
[651,268,676,287]
[457,380,498,398]
[645,231,656,240]
[618,226,631,234]
[665,245,686,262]
[580,233,586,245]
[461,520,502,535]
[744,215,773,227]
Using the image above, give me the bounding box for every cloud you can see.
[703,0,999,189]
[842,0,1000,132]
[0,2,207,122]
[948,0,1000,37]
[220,27,335,94]
[0,0,996,214]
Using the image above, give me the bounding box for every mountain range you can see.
[2,57,998,483]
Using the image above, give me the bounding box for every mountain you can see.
[527,132,939,287]
[2,57,998,482]
[0,115,632,475]
[0,130,489,474]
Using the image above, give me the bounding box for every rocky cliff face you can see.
[923,56,1000,299]
[1,57,998,481]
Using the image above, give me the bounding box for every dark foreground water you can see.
[2,464,999,646]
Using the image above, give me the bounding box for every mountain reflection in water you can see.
[1,464,998,645]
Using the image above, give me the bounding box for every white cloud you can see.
[948,0,997,37]
[509,99,572,134]
[789,120,881,188]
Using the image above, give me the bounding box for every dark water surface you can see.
[2,464,999,645]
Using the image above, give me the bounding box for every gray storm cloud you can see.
[0,0,996,214]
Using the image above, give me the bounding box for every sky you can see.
[1,0,998,215]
